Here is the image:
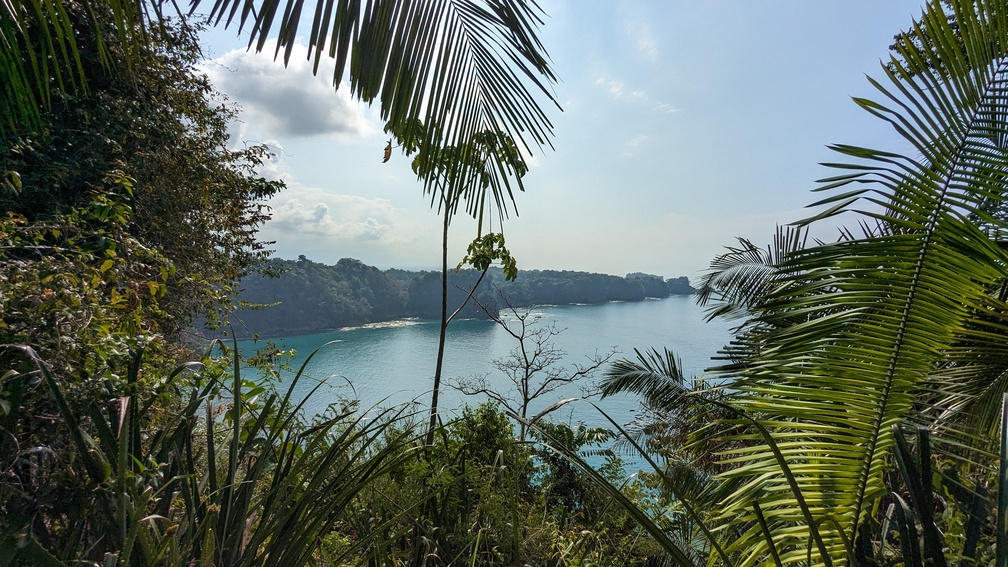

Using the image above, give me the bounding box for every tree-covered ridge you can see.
[233,256,695,337]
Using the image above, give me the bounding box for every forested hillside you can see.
[233,256,695,337]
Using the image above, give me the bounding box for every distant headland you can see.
[233,256,696,338]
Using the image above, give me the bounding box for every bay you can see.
[242,295,735,434]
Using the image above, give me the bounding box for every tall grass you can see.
[0,340,423,566]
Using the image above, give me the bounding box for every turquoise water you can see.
[241,295,734,433]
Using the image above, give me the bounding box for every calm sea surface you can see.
[242,295,734,433]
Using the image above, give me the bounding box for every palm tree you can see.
[408,129,527,444]
[694,225,809,326]
[599,348,742,564]
[601,0,1008,564]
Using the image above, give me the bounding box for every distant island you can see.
[232,256,696,338]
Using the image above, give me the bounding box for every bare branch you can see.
[456,283,619,441]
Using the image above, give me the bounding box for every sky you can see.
[197,1,927,282]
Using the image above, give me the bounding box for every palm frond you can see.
[696,225,809,325]
[197,0,559,222]
[918,280,1008,446]
[1,0,160,135]
[710,1,1008,563]
[601,347,736,481]
[602,347,690,414]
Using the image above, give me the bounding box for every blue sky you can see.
[199,1,925,282]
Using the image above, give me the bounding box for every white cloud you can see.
[594,76,678,114]
[653,102,679,115]
[202,42,374,140]
[595,77,639,100]
[622,133,648,157]
[256,181,455,264]
[665,212,687,225]
[312,202,329,222]
[625,20,660,62]
[266,191,398,242]
[243,139,292,180]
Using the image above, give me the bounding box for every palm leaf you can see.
[696,225,809,325]
[709,1,1008,564]
[917,279,1008,446]
[198,0,558,222]
[0,0,156,134]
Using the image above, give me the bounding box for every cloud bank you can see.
[255,184,445,269]
[202,42,373,140]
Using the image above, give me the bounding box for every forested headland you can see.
[233,256,695,337]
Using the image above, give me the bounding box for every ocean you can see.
[240,295,735,436]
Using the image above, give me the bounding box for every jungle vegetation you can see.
[4,0,1008,565]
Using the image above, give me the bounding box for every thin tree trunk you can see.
[426,207,450,445]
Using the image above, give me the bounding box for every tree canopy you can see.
[1,15,282,385]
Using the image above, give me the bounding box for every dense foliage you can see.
[0,15,281,368]
[1,343,427,566]
[2,336,669,565]
[0,10,290,564]
[335,401,666,565]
